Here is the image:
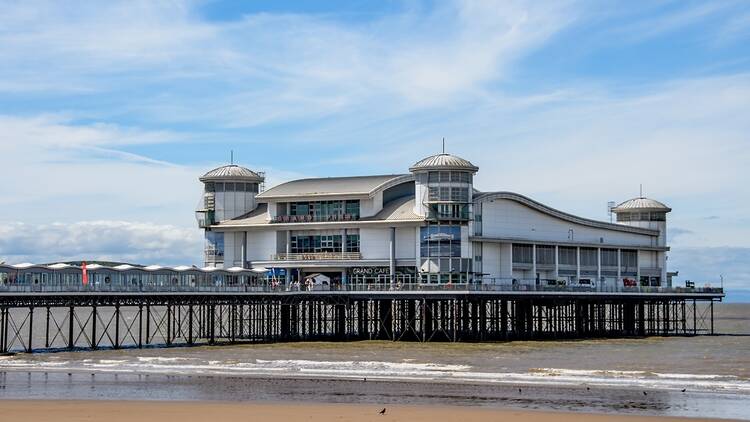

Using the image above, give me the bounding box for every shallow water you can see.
[1,303,748,419]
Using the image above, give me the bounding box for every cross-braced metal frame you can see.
[0,292,721,353]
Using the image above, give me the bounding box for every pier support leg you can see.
[45,306,50,348]
[91,306,97,349]
[68,306,75,350]
[138,305,143,348]
[27,307,34,353]
[145,305,151,345]
[114,305,120,349]
[1,307,6,353]
[166,305,172,346]
[188,304,194,345]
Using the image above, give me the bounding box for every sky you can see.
[0,0,748,300]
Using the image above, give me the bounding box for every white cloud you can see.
[0,0,578,124]
[0,220,202,266]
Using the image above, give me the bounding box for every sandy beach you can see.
[0,400,743,422]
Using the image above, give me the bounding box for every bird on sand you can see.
[363,377,367,382]
[681,389,686,393]
[586,387,590,391]
[518,388,522,393]
[643,391,648,396]
[379,408,387,415]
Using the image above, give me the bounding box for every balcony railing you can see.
[271,252,362,261]
[0,280,724,295]
[272,214,359,223]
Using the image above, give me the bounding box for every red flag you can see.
[82,261,89,286]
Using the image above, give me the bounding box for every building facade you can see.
[196,153,671,288]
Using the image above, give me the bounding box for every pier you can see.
[0,287,722,353]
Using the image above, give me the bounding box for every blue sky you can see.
[0,0,748,300]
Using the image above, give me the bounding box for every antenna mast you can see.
[442,137,445,154]
[230,150,234,165]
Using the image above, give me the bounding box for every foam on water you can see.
[1,356,748,394]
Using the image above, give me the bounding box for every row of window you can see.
[288,200,360,218]
[290,234,360,253]
[427,203,471,221]
[512,244,638,268]
[427,171,473,184]
[428,186,470,202]
[205,182,259,193]
[617,212,666,222]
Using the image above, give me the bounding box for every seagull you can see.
[379,408,387,415]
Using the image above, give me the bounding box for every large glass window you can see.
[428,186,469,203]
[205,232,224,258]
[601,249,618,266]
[290,234,358,253]
[621,250,637,268]
[346,234,360,253]
[512,244,533,264]
[580,248,598,267]
[288,200,359,221]
[427,171,473,184]
[420,225,461,258]
[536,245,555,265]
[558,246,577,265]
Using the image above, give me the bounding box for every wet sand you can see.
[0,400,742,422]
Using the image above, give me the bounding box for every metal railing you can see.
[271,252,362,261]
[0,280,724,295]
[271,213,360,223]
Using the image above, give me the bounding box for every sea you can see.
[1,303,748,420]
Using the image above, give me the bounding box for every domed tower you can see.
[196,164,265,227]
[611,197,671,247]
[410,153,478,284]
[410,153,479,220]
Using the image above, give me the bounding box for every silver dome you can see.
[409,153,479,173]
[612,197,671,213]
[199,165,264,182]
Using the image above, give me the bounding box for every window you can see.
[420,225,461,258]
[512,244,533,264]
[450,187,469,202]
[601,249,618,266]
[451,172,472,183]
[289,200,359,219]
[536,245,555,265]
[621,250,637,268]
[346,234,360,252]
[215,182,224,192]
[558,246,577,265]
[205,232,224,257]
[580,248,598,267]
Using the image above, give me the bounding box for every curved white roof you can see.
[473,191,660,236]
[409,153,479,173]
[199,164,264,182]
[257,174,407,200]
[613,197,671,213]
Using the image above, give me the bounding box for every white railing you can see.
[272,252,362,261]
